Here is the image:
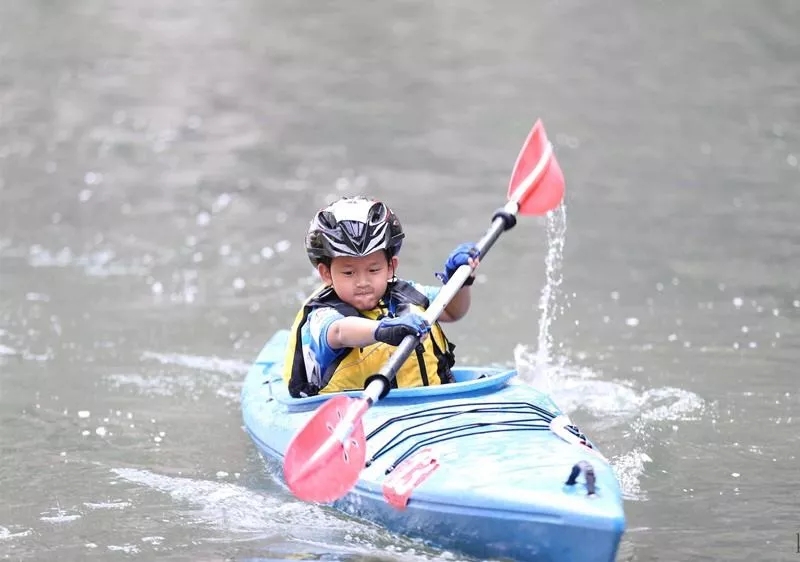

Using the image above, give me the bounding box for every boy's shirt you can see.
[301,280,441,379]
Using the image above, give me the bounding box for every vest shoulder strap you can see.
[307,280,430,318]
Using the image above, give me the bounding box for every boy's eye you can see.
[369,268,381,273]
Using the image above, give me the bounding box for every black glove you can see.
[374,314,430,346]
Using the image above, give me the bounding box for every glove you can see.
[435,242,480,284]
[374,314,430,346]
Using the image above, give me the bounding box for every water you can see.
[2,0,799,561]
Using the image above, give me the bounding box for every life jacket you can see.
[282,280,456,398]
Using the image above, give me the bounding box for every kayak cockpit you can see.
[253,329,520,412]
[272,367,518,412]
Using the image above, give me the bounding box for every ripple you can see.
[0,525,33,540]
[39,508,82,523]
[141,351,250,376]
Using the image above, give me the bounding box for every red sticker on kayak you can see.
[382,448,439,510]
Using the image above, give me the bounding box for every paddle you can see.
[284,119,565,503]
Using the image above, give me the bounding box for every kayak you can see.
[241,329,626,561]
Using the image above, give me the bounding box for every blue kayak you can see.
[241,330,625,561]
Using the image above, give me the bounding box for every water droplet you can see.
[84,172,102,185]
[741,326,749,333]
[625,317,639,327]
[233,278,246,290]
[260,246,274,259]
[78,410,91,418]
[667,334,677,342]
[212,193,232,213]
[78,189,93,202]
[732,297,743,308]
[95,427,107,436]
[275,240,291,253]
[788,154,798,167]
[151,282,164,294]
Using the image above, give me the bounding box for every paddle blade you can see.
[283,395,367,503]
[507,119,565,215]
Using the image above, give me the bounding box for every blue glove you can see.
[374,314,430,346]
[435,242,480,284]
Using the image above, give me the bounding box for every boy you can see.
[283,196,479,398]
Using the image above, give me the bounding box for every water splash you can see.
[534,203,567,365]
[514,202,708,501]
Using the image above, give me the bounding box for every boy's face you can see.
[317,251,398,311]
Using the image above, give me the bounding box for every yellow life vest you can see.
[282,280,456,398]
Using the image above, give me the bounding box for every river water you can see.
[1,1,798,561]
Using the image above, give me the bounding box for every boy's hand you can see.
[435,242,480,284]
[374,314,430,346]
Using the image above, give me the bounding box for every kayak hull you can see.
[242,330,625,561]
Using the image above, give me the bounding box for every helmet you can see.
[305,196,404,266]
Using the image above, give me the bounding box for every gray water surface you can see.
[1,1,799,561]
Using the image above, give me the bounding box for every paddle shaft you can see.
[364,202,523,404]
[362,141,555,404]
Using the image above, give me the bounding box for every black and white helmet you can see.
[305,196,404,266]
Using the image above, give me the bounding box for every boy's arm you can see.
[411,278,474,323]
[439,285,472,322]
[327,314,432,349]
[326,317,380,348]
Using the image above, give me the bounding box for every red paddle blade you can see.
[283,395,368,503]
[507,119,565,215]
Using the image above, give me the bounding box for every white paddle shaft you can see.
[363,142,553,404]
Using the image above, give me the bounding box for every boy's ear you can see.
[389,256,399,278]
[317,263,333,285]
